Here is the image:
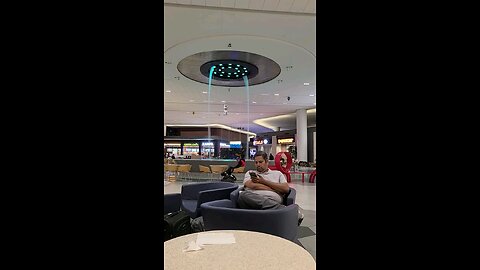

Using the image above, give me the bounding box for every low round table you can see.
[164,230,316,270]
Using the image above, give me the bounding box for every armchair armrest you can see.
[229,187,244,207]
[285,188,296,206]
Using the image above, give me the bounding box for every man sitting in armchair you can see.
[238,151,304,225]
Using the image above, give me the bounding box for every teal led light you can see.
[201,59,256,81]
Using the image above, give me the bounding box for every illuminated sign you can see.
[253,140,264,145]
[220,143,230,148]
[277,138,294,144]
[230,141,241,148]
[183,143,199,147]
[202,142,214,146]
[263,139,269,144]
[164,143,181,147]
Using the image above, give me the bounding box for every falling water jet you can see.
[243,75,249,160]
[207,66,215,158]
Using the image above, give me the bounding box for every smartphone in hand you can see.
[249,171,258,178]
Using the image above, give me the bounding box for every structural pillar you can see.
[296,109,308,161]
[271,135,277,156]
[164,125,167,136]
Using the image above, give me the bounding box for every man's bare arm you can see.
[244,180,275,191]
[254,178,290,194]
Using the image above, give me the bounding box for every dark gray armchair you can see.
[164,193,182,215]
[230,187,296,207]
[200,199,299,242]
[181,182,239,218]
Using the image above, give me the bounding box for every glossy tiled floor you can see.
[164,175,317,260]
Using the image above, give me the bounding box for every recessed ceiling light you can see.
[202,91,207,94]
[252,101,256,104]
[309,94,314,97]
[304,83,310,86]
[166,90,171,93]
[274,93,279,96]
[221,100,226,103]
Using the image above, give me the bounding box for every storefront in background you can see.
[201,142,215,158]
[182,142,200,156]
[220,141,245,159]
[253,137,271,156]
[164,142,182,156]
[277,137,295,154]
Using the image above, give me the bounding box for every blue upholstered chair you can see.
[229,187,297,207]
[164,193,182,215]
[180,182,239,218]
[200,199,299,242]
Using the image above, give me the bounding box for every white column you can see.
[164,125,167,136]
[296,109,308,161]
[313,131,316,162]
[271,136,277,156]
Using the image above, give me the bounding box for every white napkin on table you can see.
[196,232,236,246]
[183,241,204,252]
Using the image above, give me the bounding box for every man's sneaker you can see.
[298,212,304,226]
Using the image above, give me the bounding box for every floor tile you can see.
[297,226,316,238]
[298,235,316,251]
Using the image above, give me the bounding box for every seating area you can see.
[164,182,305,243]
[163,162,249,183]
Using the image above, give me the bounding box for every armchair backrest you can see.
[181,182,238,200]
[164,193,182,214]
[201,200,299,242]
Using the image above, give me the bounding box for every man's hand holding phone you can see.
[249,171,261,183]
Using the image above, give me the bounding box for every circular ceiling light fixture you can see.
[200,60,258,81]
[177,50,281,87]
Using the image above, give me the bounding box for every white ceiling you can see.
[164,1,316,134]
[164,0,316,14]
